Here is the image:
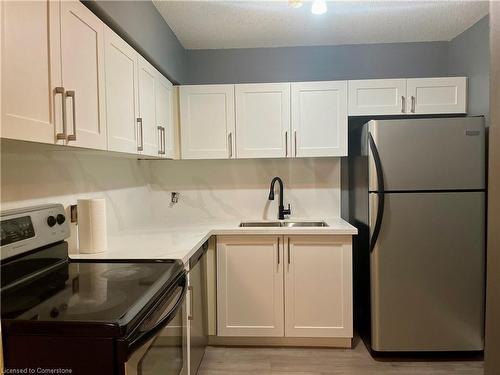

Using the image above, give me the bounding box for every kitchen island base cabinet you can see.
[216,235,352,340]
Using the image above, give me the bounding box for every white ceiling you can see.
[153,0,489,50]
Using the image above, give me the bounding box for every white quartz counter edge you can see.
[70,218,357,265]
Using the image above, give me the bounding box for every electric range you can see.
[1,204,187,375]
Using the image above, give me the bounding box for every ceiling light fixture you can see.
[311,0,327,15]
[289,0,304,9]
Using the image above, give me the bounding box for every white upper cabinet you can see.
[235,83,290,159]
[180,85,235,160]
[291,81,348,157]
[1,0,56,144]
[104,27,139,154]
[284,236,353,338]
[137,56,159,157]
[52,0,107,150]
[155,73,175,158]
[348,77,467,116]
[348,79,407,115]
[217,236,284,337]
[406,77,467,114]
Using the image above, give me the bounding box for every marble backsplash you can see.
[1,140,341,233]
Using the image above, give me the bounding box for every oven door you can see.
[125,273,187,375]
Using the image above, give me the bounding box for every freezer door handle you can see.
[369,133,385,252]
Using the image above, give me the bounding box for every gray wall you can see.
[82,0,187,84]
[82,1,489,122]
[185,42,449,84]
[448,16,490,123]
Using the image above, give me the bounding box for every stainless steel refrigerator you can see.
[347,117,485,352]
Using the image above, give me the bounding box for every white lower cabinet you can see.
[217,236,284,337]
[216,235,352,339]
[285,236,352,338]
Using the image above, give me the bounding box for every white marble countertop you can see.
[69,218,357,264]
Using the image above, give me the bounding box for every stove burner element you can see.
[64,290,128,317]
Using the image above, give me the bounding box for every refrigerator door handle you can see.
[369,133,385,252]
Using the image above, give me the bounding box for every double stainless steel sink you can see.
[239,221,329,228]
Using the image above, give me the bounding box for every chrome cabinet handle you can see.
[162,126,166,155]
[66,90,76,141]
[285,131,288,157]
[287,237,290,265]
[55,87,67,140]
[157,126,164,155]
[163,127,166,155]
[277,237,280,264]
[161,126,167,155]
[294,130,297,157]
[188,285,194,321]
[411,96,416,113]
[228,132,233,158]
[137,118,144,152]
[401,96,405,113]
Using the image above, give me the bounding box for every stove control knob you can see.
[47,216,56,227]
[50,308,59,318]
[56,214,66,225]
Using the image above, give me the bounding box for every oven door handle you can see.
[128,274,187,353]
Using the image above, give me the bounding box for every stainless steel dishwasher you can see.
[188,241,209,374]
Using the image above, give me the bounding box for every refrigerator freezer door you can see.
[368,117,485,191]
[370,191,485,351]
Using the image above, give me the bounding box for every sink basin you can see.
[239,222,282,227]
[281,221,329,227]
[239,221,328,228]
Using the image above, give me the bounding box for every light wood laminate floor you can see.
[198,340,483,375]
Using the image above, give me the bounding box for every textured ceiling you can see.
[153,0,489,50]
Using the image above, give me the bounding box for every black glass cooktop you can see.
[1,244,183,329]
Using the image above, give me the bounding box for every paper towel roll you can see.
[77,198,107,254]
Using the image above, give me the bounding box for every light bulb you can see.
[311,0,327,15]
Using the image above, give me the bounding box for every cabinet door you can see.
[1,0,57,144]
[58,0,107,149]
[137,55,159,157]
[284,236,353,338]
[291,81,348,157]
[348,79,407,115]
[156,73,175,158]
[407,77,467,114]
[179,85,235,159]
[104,27,139,154]
[235,83,290,158]
[217,236,284,337]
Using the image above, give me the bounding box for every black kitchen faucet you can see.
[268,176,291,220]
